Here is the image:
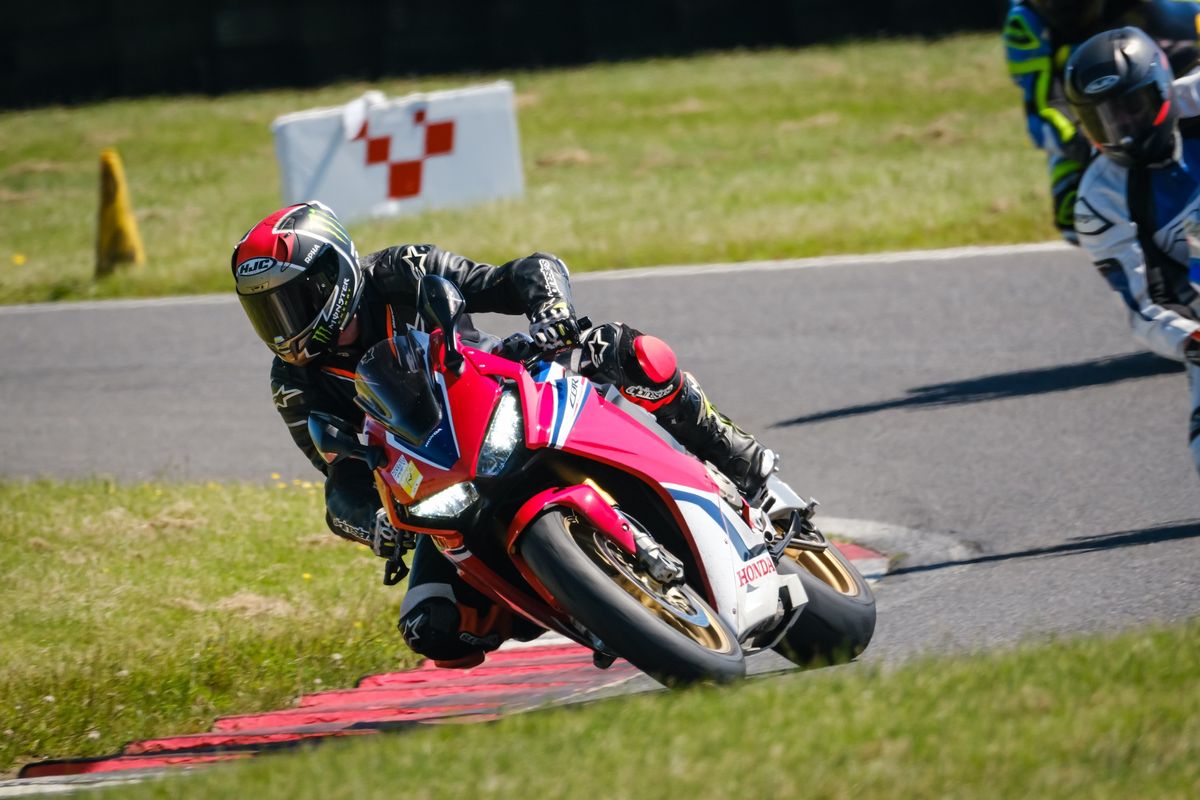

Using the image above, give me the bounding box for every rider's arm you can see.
[1173,70,1200,116]
[366,244,573,318]
[269,358,328,473]
[269,358,380,546]
[1074,167,1200,361]
[1004,4,1078,156]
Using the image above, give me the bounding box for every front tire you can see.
[773,542,877,668]
[518,509,745,685]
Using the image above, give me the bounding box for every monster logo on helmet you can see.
[232,202,365,366]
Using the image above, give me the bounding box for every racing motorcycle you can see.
[309,275,875,685]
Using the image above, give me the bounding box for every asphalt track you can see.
[3,240,1199,668]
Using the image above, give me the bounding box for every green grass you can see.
[0,479,418,776]
[116,622,1200,800]
[3,480,1197,796]
[0,33,1049,304]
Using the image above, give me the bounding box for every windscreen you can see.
[354,334,442,447]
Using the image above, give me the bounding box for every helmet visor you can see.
[1077,81,1170,148]
[238,250,341,359]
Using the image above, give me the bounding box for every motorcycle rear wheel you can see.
[772,541,877,668]
[519,509,745,686]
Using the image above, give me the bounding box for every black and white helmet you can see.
[1065,26,1179,167]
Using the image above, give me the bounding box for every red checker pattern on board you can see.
[354,109,456,200]
[425,121,454,156]
[389,161,423,199]
[365,137,391,165]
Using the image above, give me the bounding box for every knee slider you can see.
[398,598,467,659]
[618,333,682,411]
[632,335,678,385]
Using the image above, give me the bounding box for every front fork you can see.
[505,483,685,593]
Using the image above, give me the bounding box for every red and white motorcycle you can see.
[310,275,875,684]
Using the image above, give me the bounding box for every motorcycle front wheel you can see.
[772,540,877,668]
[518,509,745,686]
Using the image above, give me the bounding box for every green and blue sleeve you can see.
[1004,4,1078,154]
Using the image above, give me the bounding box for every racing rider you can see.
[1066,26,1200,474]
[231,202,778,665]
[1004,0,1200,243]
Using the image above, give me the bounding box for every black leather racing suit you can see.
[268,244,688,665]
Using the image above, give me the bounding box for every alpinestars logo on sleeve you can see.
[272,384,304,409]
[587,328,612,367]
[538,258,563,297]
[400,245,428,277]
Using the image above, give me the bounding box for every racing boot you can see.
[653,372,778,503]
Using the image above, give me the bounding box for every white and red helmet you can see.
[232,202,364,365]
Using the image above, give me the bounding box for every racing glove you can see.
[529,299,581,350]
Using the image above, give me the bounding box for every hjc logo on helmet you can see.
[1085,75,1121,94]
[236,257,277,277]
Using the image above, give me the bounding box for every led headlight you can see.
[408,482,479,519]
[476,388,523,477]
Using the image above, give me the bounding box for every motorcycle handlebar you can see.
[494,315,594,365]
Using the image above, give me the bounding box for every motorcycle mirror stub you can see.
[418,274,466,371]
[307,411,385,469]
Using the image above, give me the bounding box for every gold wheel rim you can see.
[564,517,735,655]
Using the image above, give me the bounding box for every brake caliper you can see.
[629,524,685,584]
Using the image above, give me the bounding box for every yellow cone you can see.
[95,148,145,278]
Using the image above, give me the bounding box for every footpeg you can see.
[382,555,409,586]
[593,650,617,670]
[768,501,826,558]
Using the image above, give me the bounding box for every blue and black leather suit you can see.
[1075,72,1200,472]
[1004,0,1200,240]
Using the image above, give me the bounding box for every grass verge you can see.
[115,621,1200,800]
[0,479,416,776]
[0,33,1049,304]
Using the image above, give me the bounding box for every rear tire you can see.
[773,542,876,668]
[518,509,745,685]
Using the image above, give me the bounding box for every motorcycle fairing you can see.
[525,369,800,641]
[369,344,502,506]
[366,336,802,645]
[660,482,802,638]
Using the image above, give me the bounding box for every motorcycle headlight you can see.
[409,482,479,519]
[476,388,523,477]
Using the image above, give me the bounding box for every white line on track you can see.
[0,241,1075,317]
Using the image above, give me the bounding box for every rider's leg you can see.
[576,323,777,500]
[398,536,529,668]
